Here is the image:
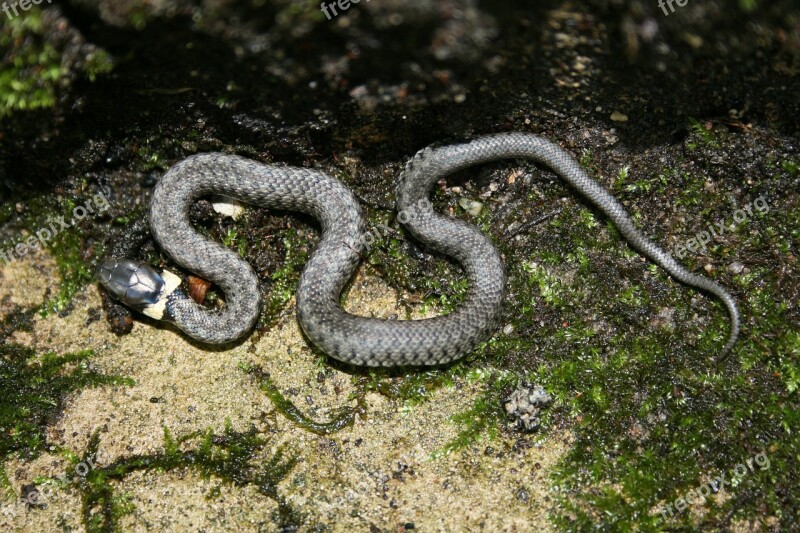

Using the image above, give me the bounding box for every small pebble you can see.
[212,198,246,220]
[188,276,212,304]
[458,198,484,216]
[728,261,745,275]
[610,111,629,122]
[504,383,553,432]
[683,33,704,49]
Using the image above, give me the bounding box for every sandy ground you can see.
[0,251,569,531]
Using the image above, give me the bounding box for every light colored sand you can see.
[0,249,59,319]
[1,253,569,531]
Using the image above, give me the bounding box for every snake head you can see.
[97,257,166,310]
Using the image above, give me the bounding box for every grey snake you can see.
[97,132,740,366]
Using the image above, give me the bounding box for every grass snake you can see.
[97,133,740,366]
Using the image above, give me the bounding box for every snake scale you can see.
[97,132,740,366]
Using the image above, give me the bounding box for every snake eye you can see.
[97,257,165,308]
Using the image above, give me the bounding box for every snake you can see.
[96,132,740,366]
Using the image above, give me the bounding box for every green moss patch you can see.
[0,343,133,500]
[55,424,300,531]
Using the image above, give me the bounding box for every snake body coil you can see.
[97,133,740,366]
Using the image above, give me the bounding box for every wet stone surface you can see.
[0,0,798,530]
